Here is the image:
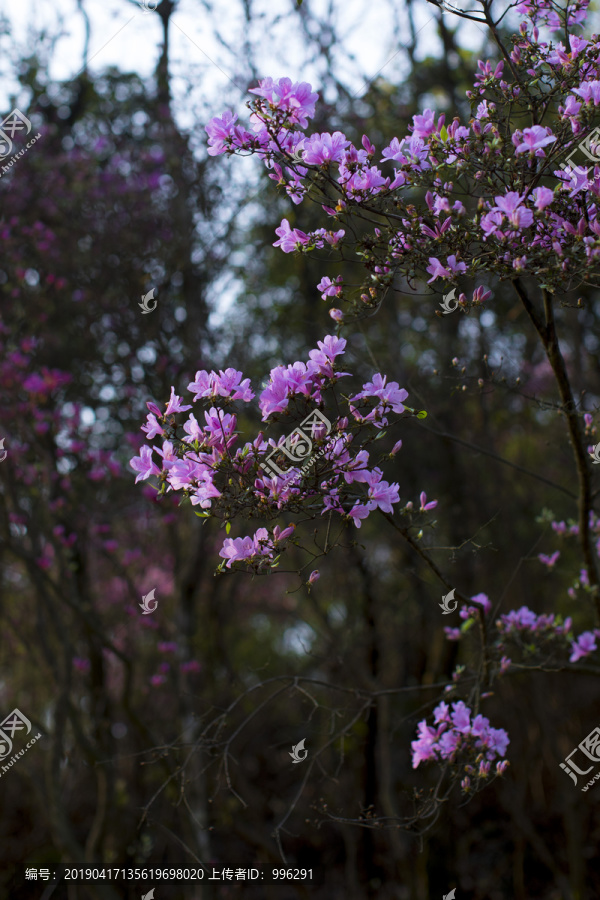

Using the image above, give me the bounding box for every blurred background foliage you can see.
[1,0,600,898]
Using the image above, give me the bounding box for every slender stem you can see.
[513,279,600,621]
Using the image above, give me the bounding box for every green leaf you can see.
[439,124,448,142]
[416,410,428,419]
[225,521,231,534]
[461,617,475,633]
[194,511,211,518]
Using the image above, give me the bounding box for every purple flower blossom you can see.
[433,702,450,724]
[515,125,557,156]
[470,593,491,615]
[570,631,597,662]
[539,550,560,568]
[165,387,192,415]
[249,77,319,128]
[439,730,461,758]
[532,186,554,210]
[219,536,257,568]
[451,701,471,733]
[365,474,400,514]
[317,275,343,299]
[349,374,408,425]
[130,445,160,483]
[302,132,350,165]
[206,111,238,155]
[444,627,461,641]
[410,108,444,140]
[426,255,467,283]
[141,413,165,440]
[348,503,370,528]
[273,218,310,253]
[493,192,534,229]
[412,701,509,771]
[573,81,600,105]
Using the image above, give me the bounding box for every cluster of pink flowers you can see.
[411,701,509,792]
[203,0,600,332]
[496,606,599,664]
[130,336,429,570]
[157,0,600,791]
[220,525,295,569]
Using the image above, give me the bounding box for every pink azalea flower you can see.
[538,551,560,568]
[444,627,461,641]
[348,503,370,527]
[219,536,256,567]
[493,192,534,229]
[317,275,343,298]
[451,701,471,733]
[573,81,600,105]
[515,125,556,155]
[570,631,597,662]
[130,445,160,483]
[187,370,214,400]
[302,132,350,165]
[165,387,192,415]
[273,218,310,253]
[532,186,554,210]
[366,475,400,514]
[141,412,164,439]
[206,111,238,155]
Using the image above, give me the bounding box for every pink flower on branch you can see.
[130,445,160,483]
